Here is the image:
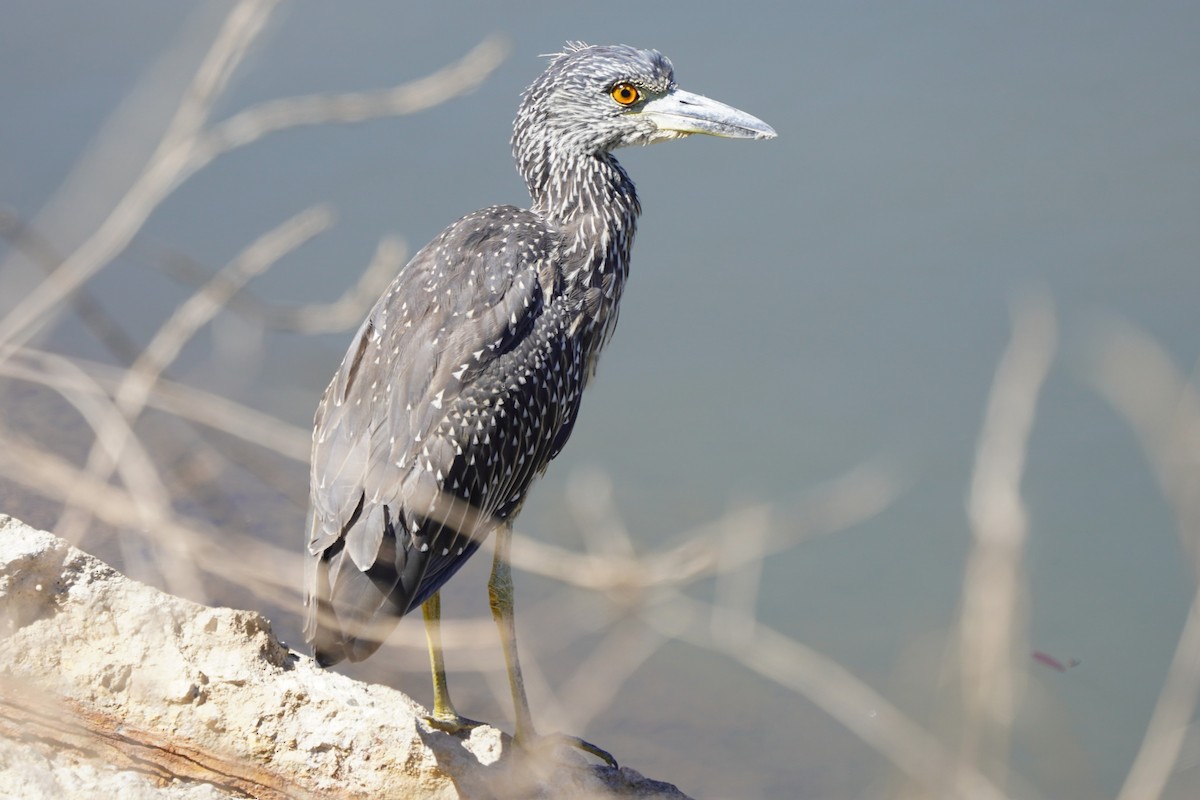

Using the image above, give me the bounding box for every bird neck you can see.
[528,150,641,297]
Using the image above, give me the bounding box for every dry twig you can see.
[1094,321,1200,800]
[956,295,1057,790]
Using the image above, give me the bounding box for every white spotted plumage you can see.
[304,45,679,666]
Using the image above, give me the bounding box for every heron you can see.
[305,42,774,765]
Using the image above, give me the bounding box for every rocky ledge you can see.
[0,514,689,800]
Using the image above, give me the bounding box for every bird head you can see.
[513,42,776,166]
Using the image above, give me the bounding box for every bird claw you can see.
[520,730,618,769]
[422,711,484,735]
[422,711,616,768]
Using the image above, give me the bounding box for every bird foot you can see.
[423,711,617,768]
[519,731,618,769]
[422,711,484,735]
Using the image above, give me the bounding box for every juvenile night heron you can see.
[305,42,774,764]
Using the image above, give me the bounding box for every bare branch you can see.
[55,207,331,550]
[1091,318,1200,571]
[3,348,310,461]
[0,208,141,363]
[649,591,1013,800]
[1092,320,1200,800]
[956,294,1056,787]
[509,460,900,596]
[0,0,280,353]
[0,351,173,525]
[120,207,332,417]
[0,422,304,612]
[200,36,511,159]
[0,13,504,355]
[137,234,407,334]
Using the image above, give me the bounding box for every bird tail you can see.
[304,510,411,666]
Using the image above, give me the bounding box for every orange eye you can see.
[610,82,641,106]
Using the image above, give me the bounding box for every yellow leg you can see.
[488,523,617,767]
[488,523,536,740]
[422,591,477,732]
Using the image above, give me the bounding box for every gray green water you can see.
[3,3,1199,797]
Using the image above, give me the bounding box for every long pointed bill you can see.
[640,88,776,140]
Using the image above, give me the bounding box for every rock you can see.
[0,515,691,800]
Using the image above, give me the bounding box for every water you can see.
[3,2,1199,797]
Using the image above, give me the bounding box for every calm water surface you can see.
[3,3,1199,797]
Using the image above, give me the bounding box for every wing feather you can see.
[305,205,574,664]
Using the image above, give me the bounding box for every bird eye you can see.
[610,82,641,106]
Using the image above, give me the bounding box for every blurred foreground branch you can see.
[955,295,1056,791]
[136,234,408,334]
[1093,321,1200,800]
[4,3,1200,798]
[53,206,331,556]
[0,0,506,353]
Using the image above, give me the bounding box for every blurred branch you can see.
[1118,593,1200,800]
[136,234,407,333]
[1092,320,1200,800]
[0,208,141,363]
[956,294,1056,789]
[509,461,901,596]
[507,459,1020,799]
[199,36,510,159]
[1091,319,1200,573]
[2,350,173,529]
[0,0,508,614]
[0,420,303,613]
[9,2,1184,794]
[0,0,279,354]
[556,620,666,732]
[117,207,331,417]
[2,347,310,461]
[55,207,331,556]
[0,1,505,354]
[649,590,1012,800]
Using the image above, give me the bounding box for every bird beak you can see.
[639,88,777,140]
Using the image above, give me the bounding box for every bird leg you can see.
[488,523,618,768]
[487,525,535,739]
[421,591,480,733]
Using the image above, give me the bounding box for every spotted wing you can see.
[304,205,582,665]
